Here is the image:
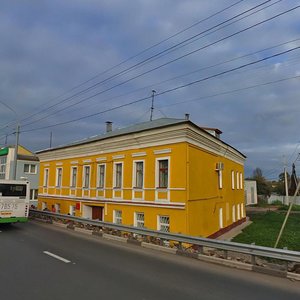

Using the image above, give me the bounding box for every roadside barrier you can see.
[30,209,300,280]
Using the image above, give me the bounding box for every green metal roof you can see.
[0,147,8,156]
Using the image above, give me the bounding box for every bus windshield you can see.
[0,184,27,197]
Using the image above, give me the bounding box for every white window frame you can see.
[24,164,37,174]
[0,156,7,179]
[83,165,91,189]
[70,166,77,188]
[241,203,244,218]
[69,205,76,216]
[97,163,106,189]
[134,212,145,228]
[219,207,223,229]
[157,215,170,232]
[113,210,122,224]
[218,170,223,189]
[232,205,236,222]
[240,172,243,189]
[236,172,240,189]
[43,168,49,187]
[156,158,169,189]
[155,157,170,202]
[113,162,123,189]
[133,160,144,189]
[42,202,47,210]
[237,203,241,220]
[56,167,62,188]
[231,171,235,189]
[55,203,61,214]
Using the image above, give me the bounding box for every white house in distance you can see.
[0,145,39,204]
[244,180,257,205]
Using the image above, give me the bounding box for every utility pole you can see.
[13,123,20,180]
[274,179,300,248]
[150,90,156,121]
[283,156,289,205]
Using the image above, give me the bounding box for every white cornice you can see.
[38,124,245,165]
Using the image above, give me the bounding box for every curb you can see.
[74,227,93,235]
[52,221,68,228]
[287,272,300,281]
[197,254,253,270]
[141,242,177,254]
[103,233,127,243]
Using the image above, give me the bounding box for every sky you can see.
[0,0,300,180]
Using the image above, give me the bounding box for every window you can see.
[158,159,168,188]
[55,203,61,214]
[56,168,62,187]
[236,172,240,189]
[42,202,47,210]
[114,163,122,188]
[134,212,144,228]
[24,164,36,174]
[232,205,236,222]
[70,167,77,188]
[97,164,105,188]
[43,169,49,187]
[219,208,223,229]
[30,189,35,200]
[240,173,243,189]
[134,161,144,189]
[158,215,170,232]
[231,171,235,189]
[0,157,7,179]
[113,210,122,224]
[218,170,223,189]
[237,204,241,220]
[83,166,90,188]
[30,189,38,199]
[69,205,76,216]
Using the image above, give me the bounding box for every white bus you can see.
[0,180,30,224]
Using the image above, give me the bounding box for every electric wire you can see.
[14,0,245,126]
[19,45,300,134]
[20,4,298,128]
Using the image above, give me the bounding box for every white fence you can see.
[268,195,300,205]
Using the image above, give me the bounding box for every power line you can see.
[157,74,300,109]
[20,3,298,128]
[15,0,245,126]
[20,45,300,134]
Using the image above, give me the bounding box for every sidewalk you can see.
[216,218,252,241]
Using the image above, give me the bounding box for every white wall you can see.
[244,180,258,205]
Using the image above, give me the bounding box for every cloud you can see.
[0,0,299,179]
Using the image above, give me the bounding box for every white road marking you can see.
[43,251,71,263]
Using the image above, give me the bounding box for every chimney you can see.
[106,121,113,133]
[185,113,190,120]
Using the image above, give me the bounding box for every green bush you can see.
[271,200,283,206]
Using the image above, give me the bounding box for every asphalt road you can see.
[0,221,299,300]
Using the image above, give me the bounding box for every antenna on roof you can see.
[150,90,156,121]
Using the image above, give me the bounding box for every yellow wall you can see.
[187,144,245,236]
[38,140,245,237]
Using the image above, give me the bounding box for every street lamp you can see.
[0,101,19,180]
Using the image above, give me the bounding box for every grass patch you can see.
[277,204,300,211]
[232,212,300,251]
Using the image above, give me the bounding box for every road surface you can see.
[0,221,299,300]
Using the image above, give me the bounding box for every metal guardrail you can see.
[29,209,300,266]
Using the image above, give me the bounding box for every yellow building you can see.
[37,117,246,238]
